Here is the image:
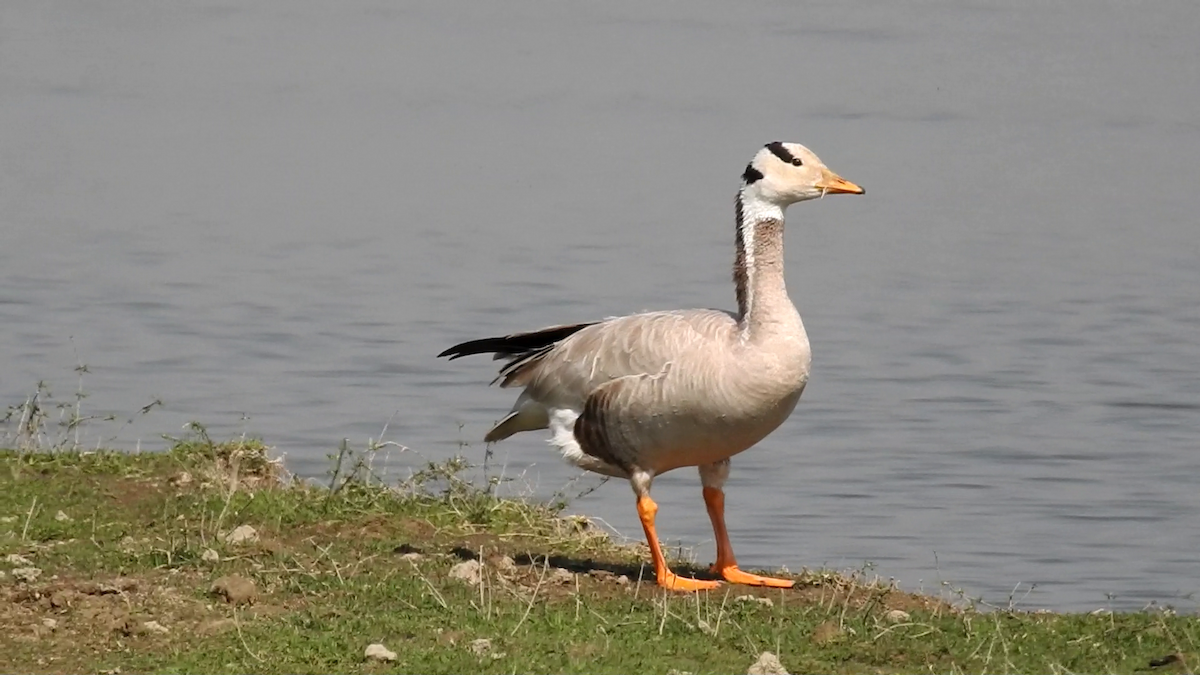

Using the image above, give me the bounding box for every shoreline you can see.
[1,438,1196,674]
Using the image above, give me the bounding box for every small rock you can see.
[449,559,482,586]
[223,525,259,546]
[548,567,575,585]
[470,638,493,656]
[469,637,505,659]
[42,617,58,629]
[4,553,33,565]
[210,575,257,605]
[50,590,75,609]
[201,548,220,563]
[364,643,397,662]
[491,555,517,575]
[142,620,170,634]
[54,510,72,522]
[735,594,774,608]
[399,552,424,562]
[587,569,614,581]
[747,651,789,675]
[12,567,42,583]
[884,608,911,623]
[169,471,193,486]
[615,575,630,585]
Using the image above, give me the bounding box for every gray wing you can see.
[516,309,738,408]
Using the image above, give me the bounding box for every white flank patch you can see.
[547,406,627,477]
[548,407,585,465]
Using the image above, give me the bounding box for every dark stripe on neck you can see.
[742,163,763,184]
[733,191,749,318]
[765,141,794,164]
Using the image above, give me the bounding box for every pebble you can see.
[735,594,774,608]
[449,559,482,586]
[210,575,258,605]
[747,651,789,675]
[490,555,517,575]
[223,525,259,545]
[12,567,42,583]
[470,638,493,656]
[142,620,170,634]
[50,590,75,608]
[548,567,575,585]
[470,638,505,659]
[364,643,397,662]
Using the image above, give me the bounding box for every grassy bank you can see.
[1,437,1197,674]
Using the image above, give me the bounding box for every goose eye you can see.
[790,158,803,166]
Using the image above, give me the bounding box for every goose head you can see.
[740,141,864,207]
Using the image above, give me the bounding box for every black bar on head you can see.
[765,141,795,164]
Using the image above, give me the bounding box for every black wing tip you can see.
[437,343,486,360]
[438,321,598,361]
[438,334,506,359]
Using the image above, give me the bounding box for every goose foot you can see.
[658,571,722,592]
[712,565,794,588]
[636,493,721,592]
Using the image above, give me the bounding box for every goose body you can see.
[440,141,864,590]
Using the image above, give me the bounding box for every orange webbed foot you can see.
[658,571,722,592]
[713,565,795,588]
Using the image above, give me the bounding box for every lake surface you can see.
[2,1,1197,611]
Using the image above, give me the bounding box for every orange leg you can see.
[636,496,721,591]
[703,487,794,588]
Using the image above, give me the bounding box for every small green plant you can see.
[2,359,160,454]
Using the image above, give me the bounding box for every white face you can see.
[742,142,864,206]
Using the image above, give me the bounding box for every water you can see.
[2,1,1198,611]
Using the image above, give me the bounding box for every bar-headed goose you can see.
[440,141,864,591]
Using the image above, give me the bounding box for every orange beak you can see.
[816,170,865,195]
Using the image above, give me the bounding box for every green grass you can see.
[1,436,1197,674]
